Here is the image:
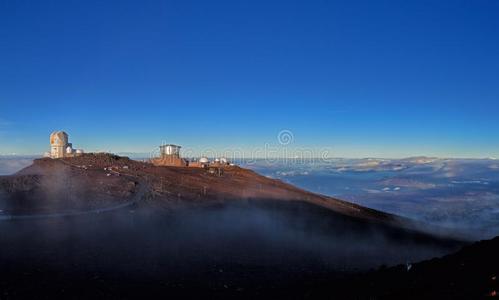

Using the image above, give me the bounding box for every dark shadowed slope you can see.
[319,236,499,299]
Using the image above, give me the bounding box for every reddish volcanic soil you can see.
[0,153,475,299]
[1,153,400,224]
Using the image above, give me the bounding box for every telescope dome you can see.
[50,131,68,146]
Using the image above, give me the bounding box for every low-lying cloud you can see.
[0,157,35,175]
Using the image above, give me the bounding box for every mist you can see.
[0,199,462,296]
[0,157,35,175]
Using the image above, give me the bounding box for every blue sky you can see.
[0,0,498,158]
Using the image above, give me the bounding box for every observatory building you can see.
[188,157,210,168]
[160,144,181,157]
[150,141,233,169]
[151,144,187,167]
[46,131,84,159]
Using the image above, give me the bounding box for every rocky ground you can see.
[1,153,404,224]
[0,154,488,299]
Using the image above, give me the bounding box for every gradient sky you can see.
[1,0,498,158]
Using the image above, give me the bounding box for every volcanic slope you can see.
[3,154,405,222]
[0,153,469,298]
[322,236,499,299]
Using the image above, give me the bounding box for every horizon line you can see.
[0,153,497,161]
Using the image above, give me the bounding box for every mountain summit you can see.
[3,153,404,223]
[0,153,464,298]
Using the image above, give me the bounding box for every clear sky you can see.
[0,0,498,158]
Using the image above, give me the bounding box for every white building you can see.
[49,131,83,159]
[160,144,181,158]
[50,131,69,159]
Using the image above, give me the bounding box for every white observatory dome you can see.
[199,157,209,163]
[214,158,220,163]
[50,131,69,146]
[66,146,73,154]
[76,149,84,154]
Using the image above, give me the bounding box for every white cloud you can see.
[0,158,34,175]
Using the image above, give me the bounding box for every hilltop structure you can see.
[188,157,210,168]
[151,144,188,167]
[150,143,231,169]
[44,132,231,169]
[45,131,84,159]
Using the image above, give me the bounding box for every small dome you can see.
[76,149,84,154]
[66,146,73,154]
[199,157,209,163]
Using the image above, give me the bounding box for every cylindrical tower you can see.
[50,131,69,158]
[160,144,181,158]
